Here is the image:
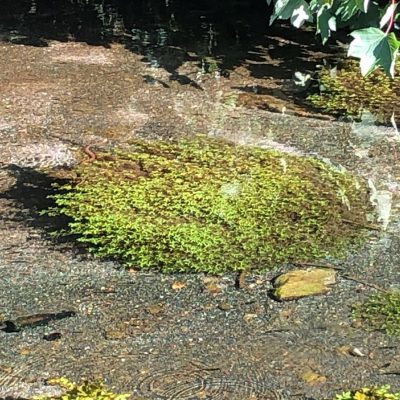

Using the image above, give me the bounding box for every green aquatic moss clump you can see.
[353,290,400,336]
[335,385,400,400]
[308,60,400,122]
[48,136,371,273]
[34,377,132,400]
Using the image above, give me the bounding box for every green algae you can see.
[353,290,400,336]
[47,136,372,273]
[308,60,400,123]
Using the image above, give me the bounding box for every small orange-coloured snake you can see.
[83,143,97,163]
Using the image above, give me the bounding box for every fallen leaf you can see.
[19,347,31,356]
[204,282,222,295]
[301,370,327,384]
[172,281,186,291]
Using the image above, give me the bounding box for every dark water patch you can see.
[0,0,271,48]
[0,0,114,46]
[0,166,81,247]
[0,0,338,80]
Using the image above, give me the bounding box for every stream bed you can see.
[0,2,400,399]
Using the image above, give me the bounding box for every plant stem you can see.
[385,0,397,35]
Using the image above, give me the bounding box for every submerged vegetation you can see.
[335,386,400,400]
[34,377,132,400]
[308,60,400,122]
[353,290,400,336]
[47,136,371,273]
[33,378,400,400]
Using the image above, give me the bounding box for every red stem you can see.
[385,0,397,35]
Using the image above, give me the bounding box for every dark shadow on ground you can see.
[230,83,331,115]
[0,0,343,85]
[0,166,81,248]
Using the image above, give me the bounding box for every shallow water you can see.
[0,2,400,400]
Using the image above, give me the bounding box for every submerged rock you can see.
[271,268,337,301]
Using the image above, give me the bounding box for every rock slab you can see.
[272,268,337,301]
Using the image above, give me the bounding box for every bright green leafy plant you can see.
[335,385,400,400]
[353,290,400,336]
[47,136,372,273]
[34,377,132,400]
[268,0,400,77]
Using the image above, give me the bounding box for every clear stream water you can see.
[0,0,272,70]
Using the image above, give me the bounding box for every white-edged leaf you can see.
[293,71,312,86]
[309,0,319,12]
[291,2,312,27]
[270,0,291,24]
[380,3,398,28]
[336,0,364,21]
[317,5,334,44]
[328,16,337,31]
[348,28,399,77]
[270,0,311,25]
[363,0,370,12]
[355,0,368,12]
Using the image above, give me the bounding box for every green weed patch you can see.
[335,385,400,400]
[34,377,132,400]
[47,136,372,273]
[308,61,400,122]
[354,290,400,336]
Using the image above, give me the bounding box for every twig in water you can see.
[340,274,389,293]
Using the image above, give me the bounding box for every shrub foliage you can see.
[48,137,371,273]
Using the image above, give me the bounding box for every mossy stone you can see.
[47,136,372,273]
[272,268,337,301]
